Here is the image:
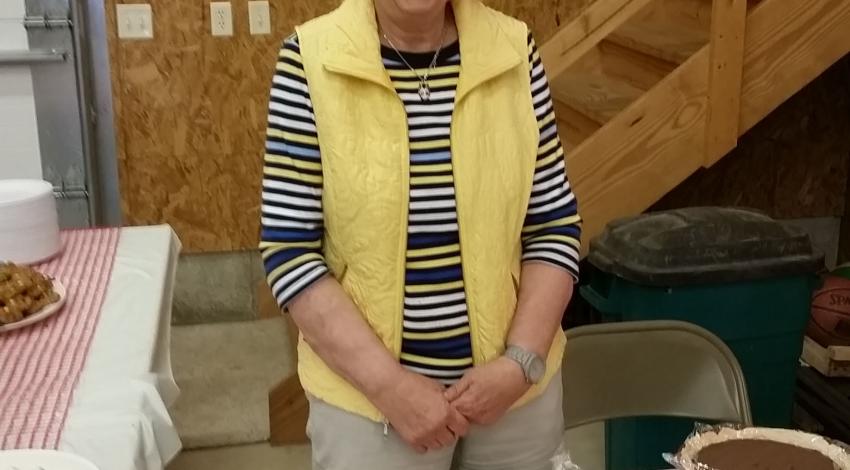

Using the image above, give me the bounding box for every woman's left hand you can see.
[444,356,531,425]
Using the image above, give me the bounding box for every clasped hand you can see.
[373,357,530,453]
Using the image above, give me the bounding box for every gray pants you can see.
[306,373,565,470]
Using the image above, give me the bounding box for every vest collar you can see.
[322,0,524,103]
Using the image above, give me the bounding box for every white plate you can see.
[0,280,67,333]
[0,449,98,470]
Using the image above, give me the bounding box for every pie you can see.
[678,427,850,470]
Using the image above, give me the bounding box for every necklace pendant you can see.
[418,82,431,102]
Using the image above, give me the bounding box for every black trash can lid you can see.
[587,207,824,286]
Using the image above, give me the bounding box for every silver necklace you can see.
[381,25,447,102]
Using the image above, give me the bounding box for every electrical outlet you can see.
[210,2,233,37]
[248,1,271,35]
[116,4,153,39]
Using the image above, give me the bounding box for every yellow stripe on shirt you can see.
[522,233,581,248]
[410,162,453,174]
[264,166,323,185]
[260,240,322,259]
[411,174,454,186]
[279,46,302,62]
[410,139,451,151]
[406,255,462,270]
[267,128,319,147]
[537,133,561,157]
[393,77,458,91]
[405,279,464,294]
[275,61,305,78]
[387,65,460,79]
[407,243,460,258]
[264,154,322,172]
[522,214,583,236]
[402,326,472,341]
[400,353,474,367]
[266,252,324,285]
[536,145,565,170]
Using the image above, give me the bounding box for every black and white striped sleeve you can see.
[259,35,328,308]
[520,33,582,280]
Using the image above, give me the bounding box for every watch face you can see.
[528,356,546,383]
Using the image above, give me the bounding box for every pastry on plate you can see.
[0,262,60,325]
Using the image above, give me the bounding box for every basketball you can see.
[808,274,850,346]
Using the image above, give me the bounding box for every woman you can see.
[259,0,581,468]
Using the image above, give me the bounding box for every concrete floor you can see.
[167,425,604,470]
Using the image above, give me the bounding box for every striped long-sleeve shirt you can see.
[260,33,582,384]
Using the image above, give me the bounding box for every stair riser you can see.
[599,40,677,90]
[173,251,272,325]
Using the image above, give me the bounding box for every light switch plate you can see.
[116,4,153,39]
[248,1,271,35]
[210,2,233,37]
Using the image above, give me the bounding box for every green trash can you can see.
[579,207,823,470]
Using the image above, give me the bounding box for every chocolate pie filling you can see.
[696,439,836,470]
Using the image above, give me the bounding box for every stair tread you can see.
[608,20,709,64]
[551,71,645,125]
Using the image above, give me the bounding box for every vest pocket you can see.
[334,264,349,285]
[510,269,520,299]
[323,240,348,284]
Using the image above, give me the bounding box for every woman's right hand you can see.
[372,370,469,453]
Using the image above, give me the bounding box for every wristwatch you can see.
[504,344,546,384]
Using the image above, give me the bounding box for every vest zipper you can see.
[449,112,480,366]
[378,88,409,430]
[395,94,410,360]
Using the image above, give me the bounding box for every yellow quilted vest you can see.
[295,0,567,422]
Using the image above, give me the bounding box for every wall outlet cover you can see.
[248,1,271,35]
[116,4,153,40]
[210,2,234,37]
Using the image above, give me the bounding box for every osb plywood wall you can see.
[108,0,594,252]
[655,54,850,219]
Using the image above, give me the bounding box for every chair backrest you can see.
[562,320,752,430]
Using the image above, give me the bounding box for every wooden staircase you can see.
[268,0,850,445]
[541,0,850,251]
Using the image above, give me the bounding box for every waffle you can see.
[0,262,60,325]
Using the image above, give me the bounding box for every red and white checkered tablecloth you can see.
[0,228,120,450]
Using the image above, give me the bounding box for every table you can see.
[56,225,182,470]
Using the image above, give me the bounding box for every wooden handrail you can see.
[703,0,748,167]
[540,0,654,79]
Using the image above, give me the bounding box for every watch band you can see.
[504,344,545,384]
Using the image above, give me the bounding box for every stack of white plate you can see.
[0,179,61,264]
